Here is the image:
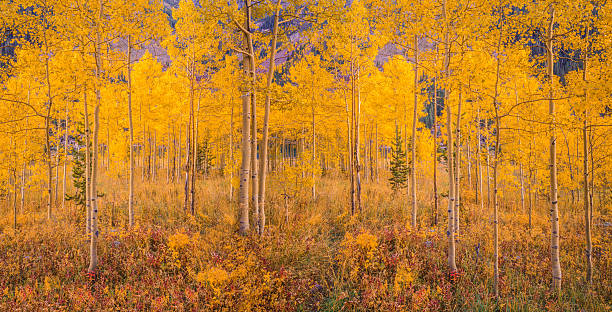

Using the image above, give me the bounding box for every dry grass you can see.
[0,169,610,311]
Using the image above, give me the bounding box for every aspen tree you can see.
[20,142,26,215]
[546,7,562,292]
[184,120,191,211]
[43,20,54,221]
[12,138,17,230]
[476,105,483,215]
[164,1,218,215]
[54,120,60,207]
[191,97,199,215]
[442,0,457,273]
[582,36,593,287]
[238,0,253,235]
[516,110,525,214]
[454,86,462,236]
[346,88,355,215]
[311,103,316,201]
[243,0,259,227]
[410,35,418,228]
[561,0,603,286]
[583,102,592,285]
[88,0,103,274]
[127,35,134,226]
[62,96,68,211]
[257,0,281,235]
[229,100,234,202]
[83,85,91,234]
[354,62,362,213]
[167,131,171,183]
[177,127,182,185]
[466,124,472,189]
[529,131,535,229]
[486,138,491,208]
[432,63,439,226]
[375,124,379,182]
[492,25,503,298]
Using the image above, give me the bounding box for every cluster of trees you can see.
[1,0,610,295]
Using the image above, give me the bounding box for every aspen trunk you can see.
[177,127,182,184]
[566,133,575,205]
[184,117,191,211]
[360,132,364,179]
[454,87,462,236]
[346,89,355,215]
[88,104,100,273]
[21,91,30,215]
[127,35,135,227]
[238,0,253,234]
[432,74,438,226]
[106,119,110,171]
[476,106,483,214]
[443,0,456,272]
[142,129,146,182]
[528,121,535,223]
[520,163,525,212]
[369,127,373,182]
[375,123,379,182]
[466,131,472,189]
[153,131,157,181]
[493,105,501,298]
[55,122,60,207]
[190,97,198,215]
[354,62,362,214]
[141,132,144,181]
[492,29,502,297]
[486,142,491,209]
[167,131,171,183]
[20,158,26,214]
[311,103,316,201]
[13,168,17,230]
[229,100,234,202]
[62,98,68,210]
[170,133,174,179]
[583,113,592,284]
[528,166,533,229]
[516,92,525,215]
[300,129,305,179]
[88,0,103,272]
[10,137,16,229]
[147,129,151,180]
[83,86,91,234]
[247,5,259,227]
[411,35,418,228]
[43,30,53,220]
[582,48,593,285]
[146,129,150,180]
[576,133,580,205]
[172,125,177,182]
[589,126,594,225]
[547,8,562,292]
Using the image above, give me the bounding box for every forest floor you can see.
[0,175,610,311]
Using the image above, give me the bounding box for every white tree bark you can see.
[411,35,418,228]
[546,8,562,292]
[238,0,253,234]
[256,0,281,234]
[88,0,103,273]
[127,35,135,227]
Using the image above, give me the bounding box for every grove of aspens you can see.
[0,0,610,310]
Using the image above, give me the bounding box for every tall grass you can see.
[0,167,609,311]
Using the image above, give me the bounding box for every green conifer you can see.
[389,125,409,191]
[66,121,89,208]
